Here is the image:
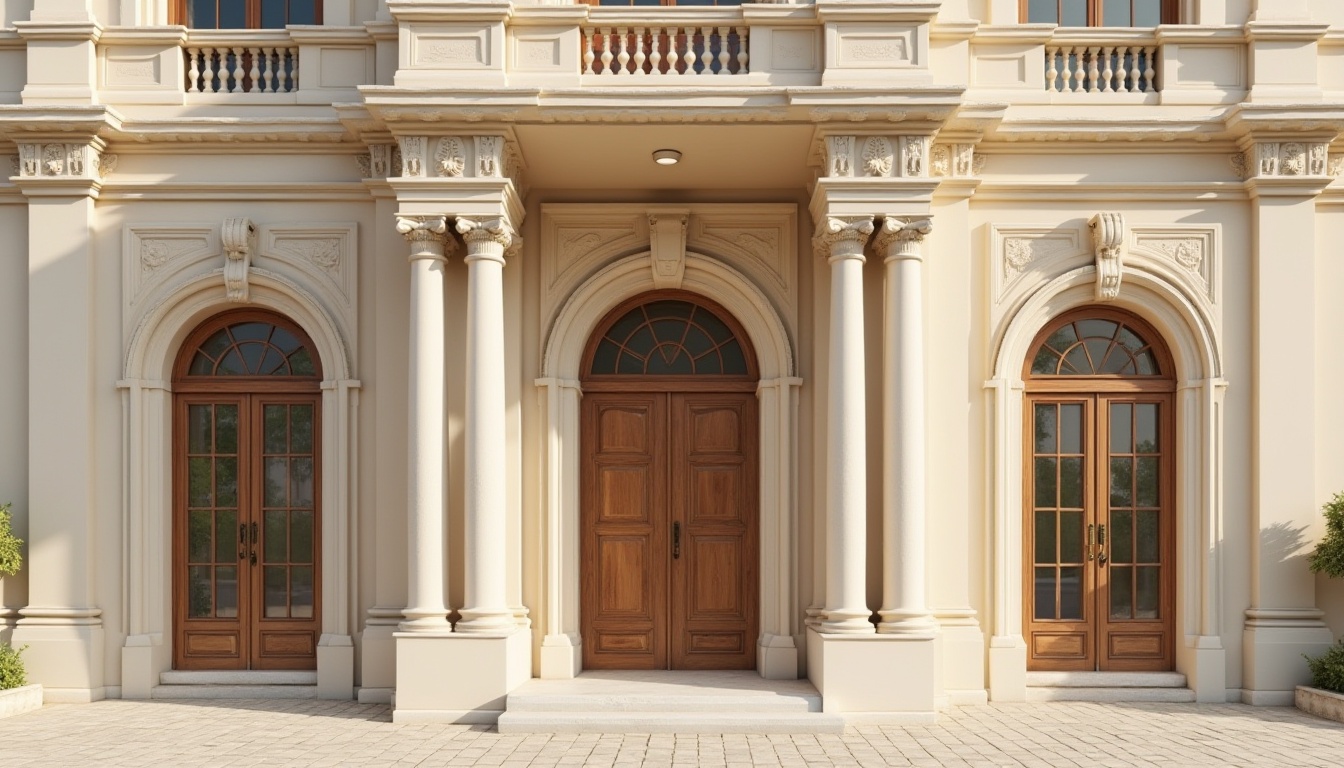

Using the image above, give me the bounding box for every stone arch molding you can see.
[536,251,803,680]
[984,261,1229,703]
[118,267,360,699]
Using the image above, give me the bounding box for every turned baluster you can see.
[649,27,663,75]
[737,28,748,74]
[1045,46,1058,92]
[1142,46,1156,93]
[616,27,631,75]
[716,26,729,74]
[633,27,647,75]
[186,47,202,93]
[582,28,596,75]
[682,27,696,74]
[599,28,615,75]
[1099,46,1114,93]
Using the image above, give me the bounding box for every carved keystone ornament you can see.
[1090,212,1126,302]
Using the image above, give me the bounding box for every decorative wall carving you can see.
[370,144,393,178]
[1331,155,1344,178]
[862,137,893,177]
[122,225,220,328]
[992,226,1083,304]
[98,154,118,179]
[475,136,502,177]
[260,224,360,320]
[16,142,104,180]
[356,153,372,179]
[1131,227,1219,303]
[1230,153,1248,180]
[222,217,256,303]
[1245,142,1332,178]
[1089,213,1126,302]
[825,135,852,177]
[436,137,466,177]
[648,212,689,289]
[931,143,980,178]
[900,136,929,178]
[400,136,424,177]
[389,135,515,181]
[823,134,934,179]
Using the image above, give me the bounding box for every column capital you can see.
[812,216,873,262]
[456,216,520,264]
[396,215,453,262]
[873,216,932,260]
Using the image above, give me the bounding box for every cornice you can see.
[1224,103,1344,137]
[286,25,375,45]
[930,20,979,42]
[0,105,122,142]
[363,19,398,40]
[97,181,371,202]
[1244,175,1333,198]
[386,0,513,23]
[12,20,102,41]
[1153,25,1245,44]
[1243,21,1330,43]
[507,5,588,26]
[813,1,940,23]
[973,181,1249,202]
[970,24,1055,45]
[98,25,188,45]
[12,176,102,198]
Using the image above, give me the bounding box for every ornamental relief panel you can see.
[16,142,104,179]
[1231,142,1331,179]
[1130,226,1219,304]
[393,134,519,181]
[821,134,931,179]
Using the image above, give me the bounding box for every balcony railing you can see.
[582,24,749,77]
[1045,43,1158,94]
[185,42,299,94]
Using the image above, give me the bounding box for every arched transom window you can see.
[585,294,755,378]
[1028,315,1166,379]
[177,311,320,381]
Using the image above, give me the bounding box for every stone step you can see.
[505,691,820,713]
[1026,671,1187,688]
[495,711,845,734]
[151,684,318,700]
[1025,686,1197,703]
[160,670,317,686]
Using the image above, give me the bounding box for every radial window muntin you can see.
[1027,313,1169,379]
[584,293,756,379]
[176,310,322,382]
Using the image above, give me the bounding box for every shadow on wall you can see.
[1259,520,1338,642]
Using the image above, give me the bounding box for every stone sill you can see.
[1295,685,1344,724]
[0,684,43,719]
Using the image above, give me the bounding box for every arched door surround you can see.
[1023,308,1176,671]
[171,309,323,670]
[580,292,759,670]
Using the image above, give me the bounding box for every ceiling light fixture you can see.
[652,149,682,166]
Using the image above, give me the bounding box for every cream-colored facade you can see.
[1,0,1343,725]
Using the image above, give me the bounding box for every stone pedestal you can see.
[393,628,532,723]
[806,628,937,723]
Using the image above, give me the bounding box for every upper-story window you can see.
[1024,0,1176,26]
[581,0,742,5]
[178,0,321,28]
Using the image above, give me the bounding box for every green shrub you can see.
[0,504,20,577]
[1305,640,1344,694]
[0,643,25,690]
[1309,493,1344,579]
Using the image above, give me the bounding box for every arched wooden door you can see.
[172,310,322,670]
[580,292,759,670]
[1023,308,1176,671]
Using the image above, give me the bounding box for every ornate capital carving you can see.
[396,216,452,262]
[874,217,933,261]
[456,217,519,263]
[812,217,874,262]
[222,217,255,303]
[1090,212,1126,302]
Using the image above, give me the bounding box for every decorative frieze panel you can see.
[931,144,983,178]
[821,134,931,179]
[123,224,221,332]
[991,225,1085,304]
[16,142,105,179]
[258,224,359,328]
[394,134,520,181]
[1231,142,1332,179]
[1131,226,1219,303]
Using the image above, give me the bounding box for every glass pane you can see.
[1084,339,1112,371]
[189,353,214,376]
[288,348,316,376]
[1111,510,1133,564]
[606,306,645,342]
[188,405,212,453]
[264,405,288,454]
[1110,403,1132,453]
[1062,345,1092,374]
[214,509,237,563]
[720,339,747,375]
[261,0,286,27]
[684,327,713,357]
[189,457,213,507]
[291,510,314,564]
[231,322,270,342]
[189,0,217,28]
[265,510,288,563]
[617,351,644,375]
[651,319,684,344]
[592,339,621,374]
[1136,404,1159,452]
[217,348,246,375]
[272,327,300,355]
[1061,0,1087,26]
[188,509,212,563]
[1060,510,1084,564]
[291,405,314,453]
[1136,349,1158,375]
[1060,404,1082,454]
[216,405,238,454]
[1060,457,1084,508]
[627,326,655,357]
[1027,0,1058,23]
[1137,457,1160,507]
[291,566,314,618]
[238,342,266,374]
[1077,319,1118,341]
[1133,0,1162,26]
[1034,567,1056,620]
[1035,511,1056,564]
[290,458,314,508]
[189,565,213,617]
[1035,457,1057,507]
[1034,404,1057,453]
[1059,566,1083,620]
[1031,347,1061,375]
[1046,324,1078,352]
[1136,566,1161,618]
[1137,509,1160,562]
[1103,0,1132,26]
[697,352,723,375]
[1110,565,1134,619]
[1099,345,1134,374]
[1110,457,1133,507]
[215,457,238,508]
[216,566,238,618]
[264,457,288,506]
[259,347,286,375]
[264,565,288,618]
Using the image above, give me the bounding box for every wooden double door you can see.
[581,391,758,670]
[1025,394,1174,671]
[173,394,321,670]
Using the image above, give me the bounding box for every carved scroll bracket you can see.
[648,210,689,289]
[222,217,256,302]
[1090,212,1126,302]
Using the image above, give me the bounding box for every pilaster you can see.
[14,21,101,105]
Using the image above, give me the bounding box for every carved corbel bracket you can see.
[648,211,689,289]
[222,217,256,303]
[1090,212,1126,301]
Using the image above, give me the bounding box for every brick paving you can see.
[2,699,1342,767]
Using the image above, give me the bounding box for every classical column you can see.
[396,216,452,631]
[814,217,875,634]
[454,217,519,633]
[875,217,938,636]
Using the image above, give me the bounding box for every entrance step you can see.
[153,670,318,699]
[496,671,843,734]
[1026,671,1195,702]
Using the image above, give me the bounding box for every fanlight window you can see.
[186,320,318,378]
[1030,317,1162,377]
[589,299,749,376]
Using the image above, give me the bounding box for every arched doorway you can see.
[171,309,322,670]
[580,291,759,670]
[1023,308,1176,672]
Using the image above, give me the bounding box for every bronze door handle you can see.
[672,522,681,560]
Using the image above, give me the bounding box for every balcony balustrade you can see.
[1045,42,1158,94]
[581,24,749,77]
[184,36,299,94]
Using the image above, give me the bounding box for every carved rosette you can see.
[812,217,874,262]
[456,217,519,264]
[396,216,452,261]
[435,137,465,177]
[391,135,514,181]
[222,217,256,303]
[1090,212,1126,302]
[862,137,893,177]
[873,217,933,261]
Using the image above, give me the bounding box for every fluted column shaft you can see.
[876,217,938,635]
[397,216,452,631]
[815,217,875,634]
[455,217,519,633]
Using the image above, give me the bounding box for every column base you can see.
[120,633,168,700]
[539,633,581,679]
[358,610,401,702]
[317,634,354,700]
[758,633,800,680]
[805,627,937,722]
[1242,616,1332,705]
[1179,634,1228,703]
[11,621,106,703]
[937,616,988,706]
[987,635,1028,702]
[393,627,532,723]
